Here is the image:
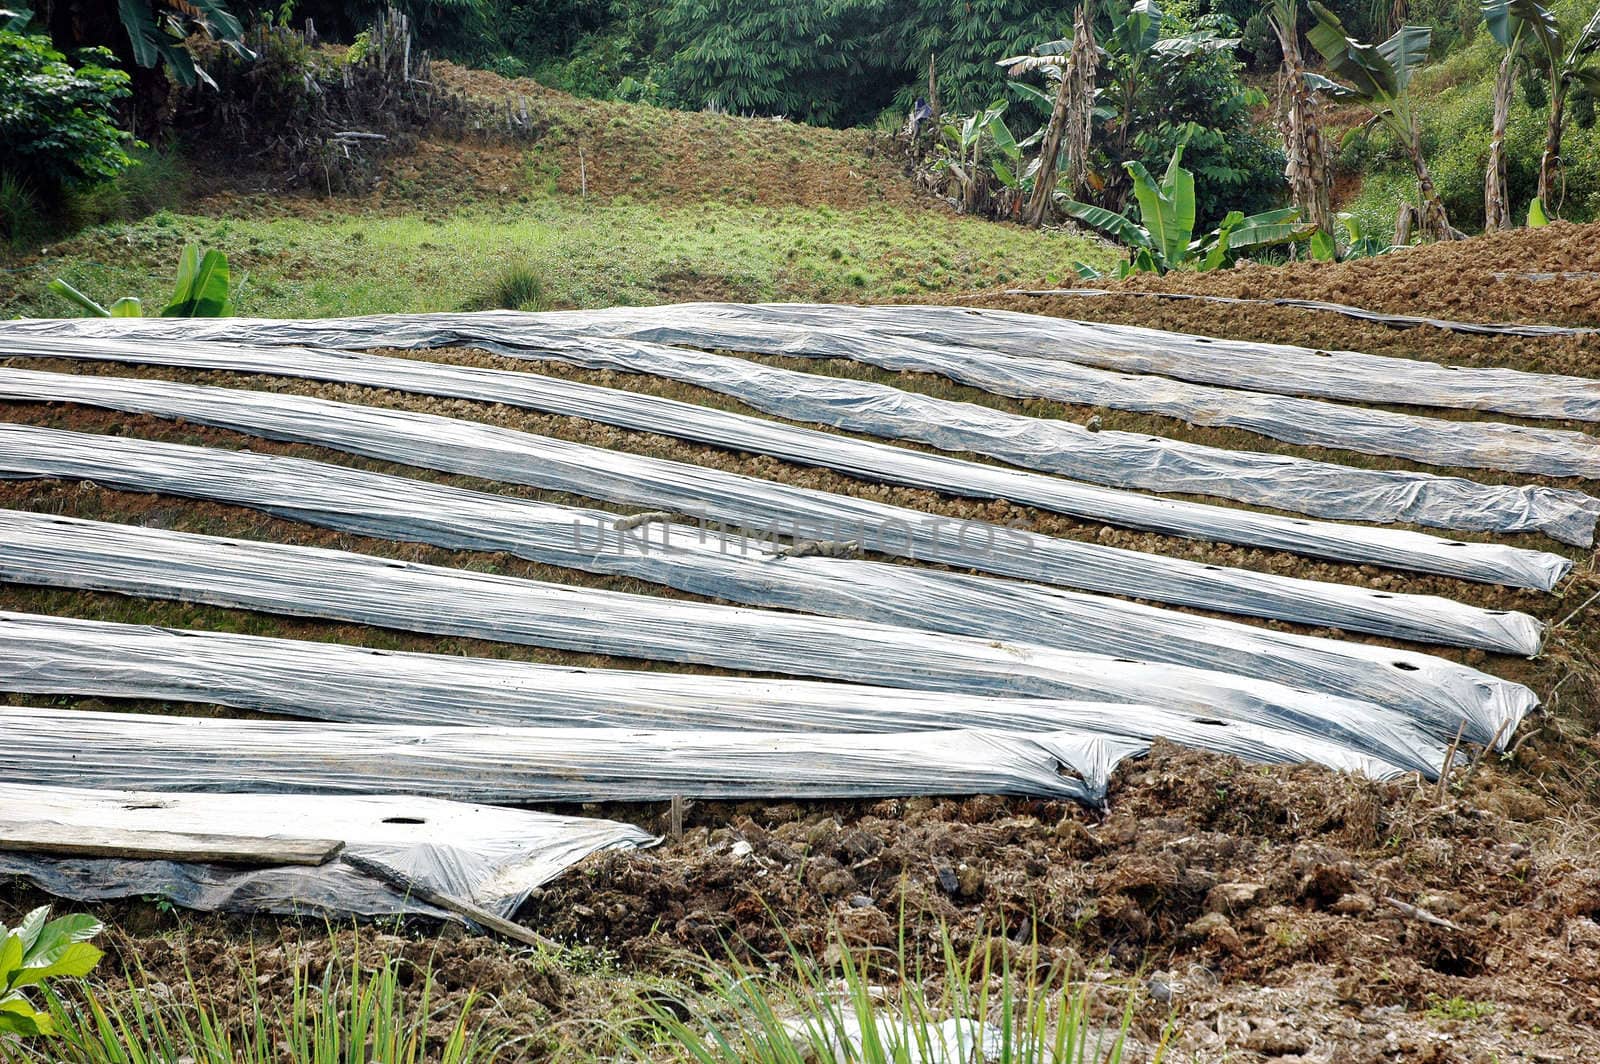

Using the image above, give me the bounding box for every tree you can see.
[1306,3,1458,241]
[1537,2,1600,213]
[999,0,1098,225]
[1480,0,1560,229]
[1267,0,1333,239]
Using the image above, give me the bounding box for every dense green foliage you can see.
[0,22,132,198]
[1343,0,1600,227]
[1065,131,1312,274]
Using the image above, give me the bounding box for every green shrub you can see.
[62,148,191,230]
[0,25,133,199]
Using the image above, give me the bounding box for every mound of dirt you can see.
[520,743,1600,1058]
[1058,222,1600,328]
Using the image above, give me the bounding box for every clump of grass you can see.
[465,263,550,311]
[19,938,511,1064]
[617,925,1164,1064]
[0,171,41,249]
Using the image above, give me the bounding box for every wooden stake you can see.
[1435,719,1467,804]
[342,852,561,951]
[669,795,686,841]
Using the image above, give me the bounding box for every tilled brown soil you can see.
[954,222,1600,354]
[5,235,1600,1060]
[995,221,1600,329]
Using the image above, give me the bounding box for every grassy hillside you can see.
[1,64,1114,318]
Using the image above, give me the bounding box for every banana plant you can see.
[116,0,252,89]
[1311,211,1393,260]
[0,907,104,1036]
[1306,4,1458,241]
[1269,0,1335,240]
[1062,131,1313,275]
[49,245,242,318]
[1481,0,1563,227]
[1537,2,1600,212]
[935,100,1010,212]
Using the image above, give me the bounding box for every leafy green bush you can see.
[1129,14,1287,226]
[0,907,104,1038]
[0,23,133,197]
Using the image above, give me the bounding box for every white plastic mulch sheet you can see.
[0,424,1539,741]
[0,368,1556,655]
[0,511,1465,772]
[3,335,1592,565]
[0,783,653,918]
[672,301,1600,418]
[0,708,1141,804]
[0,612,1417,779]
[352,330,1600,546]
[505,303,1600,478]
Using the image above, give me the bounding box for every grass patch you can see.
[1424,994,1496,1022]
[618,926,1163,1064]
[17,939,510,1063]
[1,198,1115,318]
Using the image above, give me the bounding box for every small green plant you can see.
[27,940,507,1063]
[1312,210,1393,260]
[621,924,1163,1064]
[0,907,105,1037]
[1064,130,1312,275]
[49,245,242,318]
[1424,994,1495,1021]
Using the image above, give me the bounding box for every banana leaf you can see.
[1125,142,1195,267]
[1198,211,1244,271]
[1153,30,1240,57]
[1311,228,1337,261]
[161,246,234,317]
[1308,2,1398,99]
[1481,0,1562,63]
[1059,199,1155,252]
[1378,24,1432,91]
[1112,0,1164,56]
[45,280,110,318]
[1226,209,1318,251]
